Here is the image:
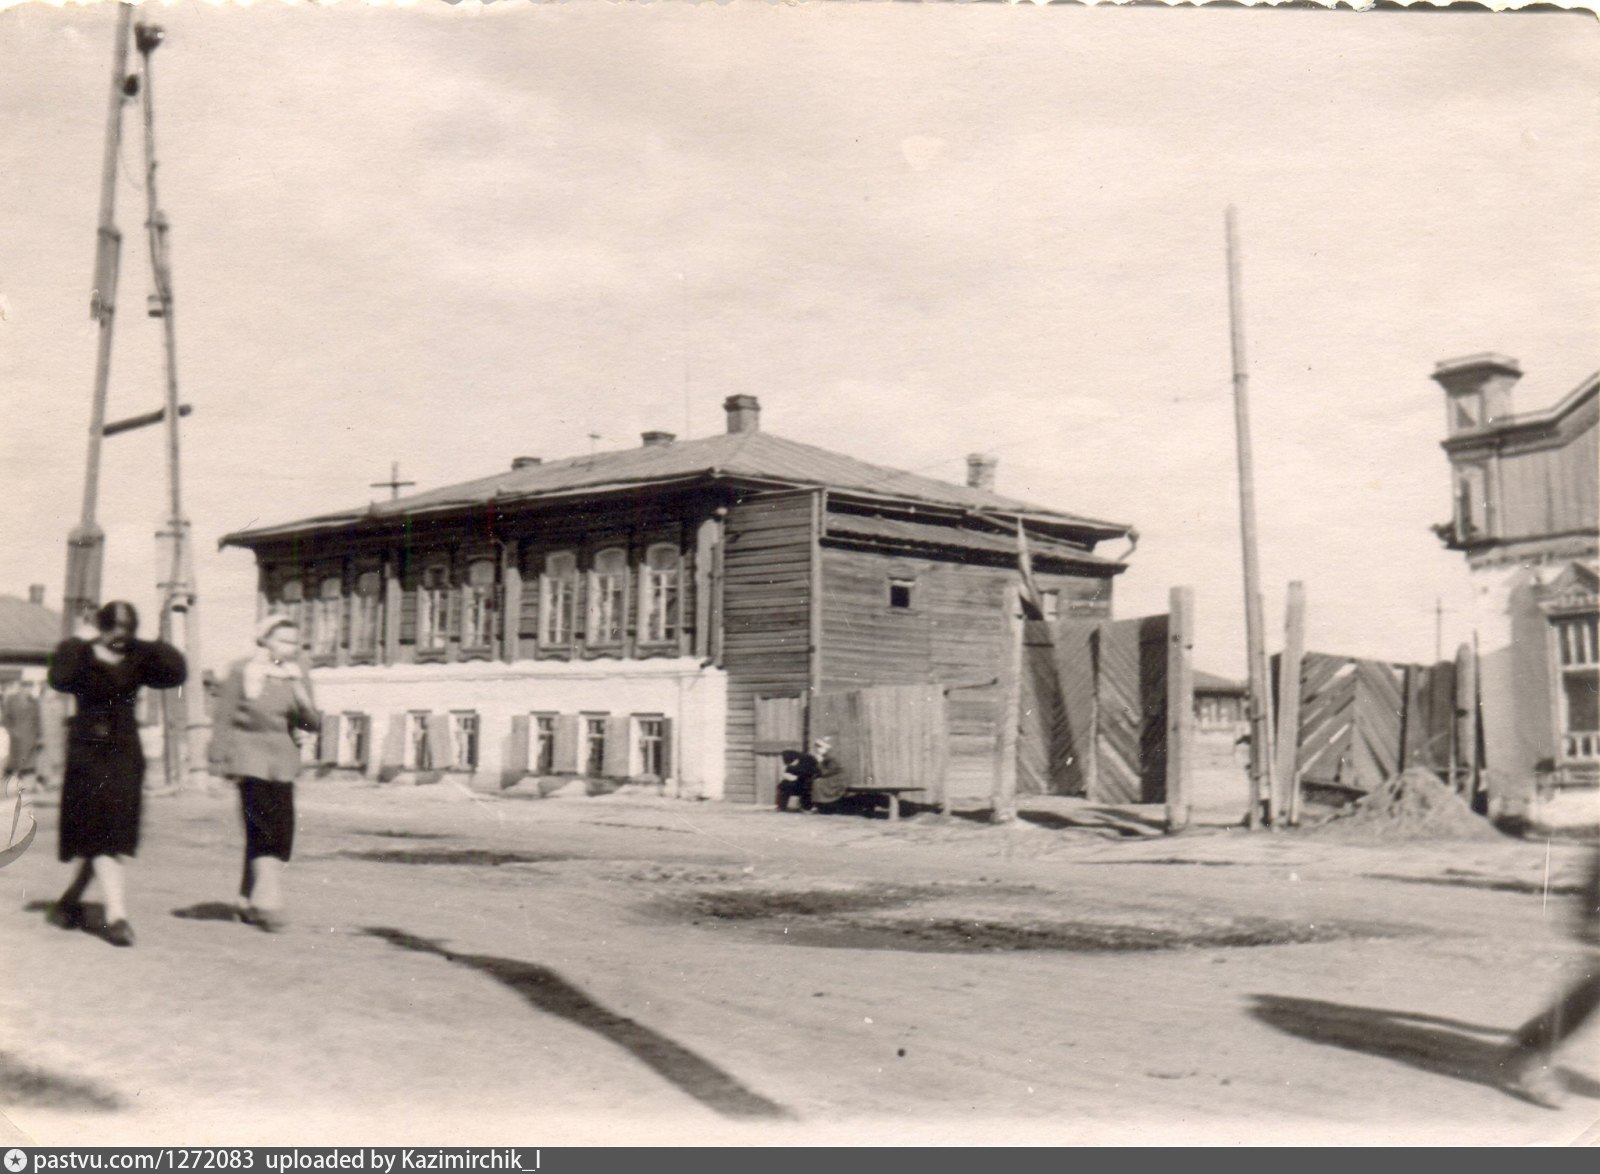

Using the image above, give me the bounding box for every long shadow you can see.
[1248,993,1600,1102]
[363,927,792,1121]
[0,1051,121,1111]
[171,902,244,922]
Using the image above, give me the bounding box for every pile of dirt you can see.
[1304,768,1500,842]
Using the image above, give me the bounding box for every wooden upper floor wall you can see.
[1441,373,1599,552]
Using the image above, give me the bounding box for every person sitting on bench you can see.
[775,748,818,812]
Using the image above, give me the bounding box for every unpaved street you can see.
[3,779,1597,1146]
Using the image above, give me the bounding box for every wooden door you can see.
[753,694,806,807]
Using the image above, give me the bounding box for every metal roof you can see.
[222,429,1132,548]
[0,596,59,661]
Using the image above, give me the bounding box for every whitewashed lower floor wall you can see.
[306,658,728,799]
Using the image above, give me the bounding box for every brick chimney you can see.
[966,453,998,491]
[723,395,761,434]
[27,584,44,606]
[641,430,676,448]
[1433,353,1522,436]
[511,456,542,470]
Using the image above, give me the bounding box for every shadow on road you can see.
[171,902,244,922]
[0,1050,122,1111]
[362,927,793,1121]
[1248,993,1600,1102]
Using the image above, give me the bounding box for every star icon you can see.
[4,1149,28,1173]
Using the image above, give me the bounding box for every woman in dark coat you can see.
[207,614,319,932]
[47,601,187,946]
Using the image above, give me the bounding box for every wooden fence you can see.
[811,684,949,805]
[1276,650,1464,798]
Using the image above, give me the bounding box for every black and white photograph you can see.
[0,0,1596,1148]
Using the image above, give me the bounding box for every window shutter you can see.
[319,713,342,765]
[659,717,674,781]
[553,714,580,773]
[603,715,631,779]
[502,713,530,787]
[378,713,407,781]
[426,713,453,769]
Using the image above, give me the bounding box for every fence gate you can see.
[1036,614,1171,804]
[1281,651,1460,797]
[752,694,807,807]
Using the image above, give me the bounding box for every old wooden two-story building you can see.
[1434,354,1599,818]
[220,396,1134,803]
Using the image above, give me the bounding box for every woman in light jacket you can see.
[208,614,320,932]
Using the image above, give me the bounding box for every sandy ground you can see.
[2,759,1597,1147]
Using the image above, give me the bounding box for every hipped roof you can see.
[222,429,1133,549]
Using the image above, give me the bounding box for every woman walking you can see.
[207,615,320,933]
[47,601,187,947]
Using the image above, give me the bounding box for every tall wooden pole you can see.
[1165,586,1195,833]
[990,584,1021,824]
[62,3,135,636]
[1225,207,1277,829]
[1275,581,1307,826]
[137,21,200,789]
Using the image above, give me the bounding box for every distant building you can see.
[0,585,58,684]
[1433,354,1598,817]
[1192,670,1247,734]
[221,395,1135,802]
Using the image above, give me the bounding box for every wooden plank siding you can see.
[820,544,1114,803]
[1492,422,1598,542]
[720,492,818,803]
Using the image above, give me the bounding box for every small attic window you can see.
[888,577,915,610]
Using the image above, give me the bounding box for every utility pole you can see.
[136,19,200,790]
[1224,207,1277,829]
[62,3,136,636]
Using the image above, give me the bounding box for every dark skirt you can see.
[58,739,145,862]
[239,777,295,861]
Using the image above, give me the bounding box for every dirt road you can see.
[3,778,1596,1146]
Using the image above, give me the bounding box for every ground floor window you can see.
[531,712,557,774]
[583,714,607,777]
[340,712,370,769]
[449,711,480,771]
[1553,612,1599,762]
[405,711,432,770]
[636,715,668,779]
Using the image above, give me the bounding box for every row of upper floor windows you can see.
[268,542,685,658]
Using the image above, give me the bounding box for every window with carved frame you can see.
[588,547,628,647]
[461,558,497,651]
[311,572,343,658]
[540,551,577,646]
[416,564,451,653]
[351,569,383,659]
[642,543,680,644]
[277,576,307,648]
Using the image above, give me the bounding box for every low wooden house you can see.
[0,586,57,684]
[1193,670,1247,735]
[220,396,1134,802]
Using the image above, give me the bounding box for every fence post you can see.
[1275,581,1306,826]
[990,584,1021,824]
[1165,586,1195,833]
[1454,641,1478,801]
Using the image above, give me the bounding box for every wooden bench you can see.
[842,785,926,822]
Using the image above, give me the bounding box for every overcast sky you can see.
[1,1,1595,675]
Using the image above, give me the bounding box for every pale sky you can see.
[2,1,1596,675]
